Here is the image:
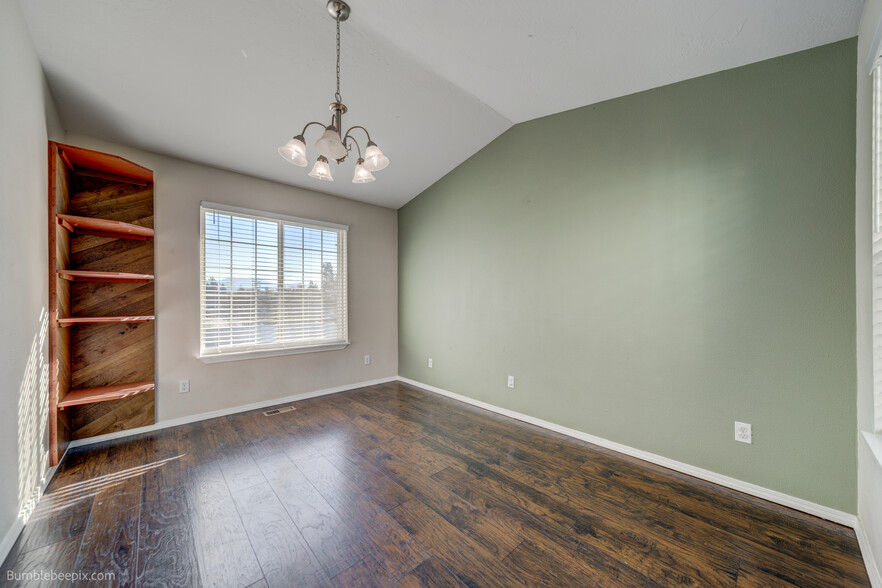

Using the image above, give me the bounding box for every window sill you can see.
[862,430,882,469]
[198,342,349,364]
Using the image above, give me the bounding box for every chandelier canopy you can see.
[278,0,389,184]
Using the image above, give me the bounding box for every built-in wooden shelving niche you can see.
[48,142,156,466]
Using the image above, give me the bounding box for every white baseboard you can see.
[856,519,882,588]
[67,376,397,449]
[397,377,857,528]
[0,455,65,568]
[0,519,25,570]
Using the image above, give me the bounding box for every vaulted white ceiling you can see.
[19,0,863,209]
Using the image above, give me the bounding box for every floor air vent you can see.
[263,405,297,416]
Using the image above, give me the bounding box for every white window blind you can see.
[872,64,882,432]
[200,202,348,360]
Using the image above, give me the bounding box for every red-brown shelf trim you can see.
[57,214,153,241]
[57,269,154,283]
[57,316,155,327]
[56,142,153,185]
[58,381,155,409]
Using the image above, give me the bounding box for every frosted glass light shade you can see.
[315,126,347,160]
[352,158,376,183]
[308,156,334,181]
[363,141,389,171]
[278,135,307,167]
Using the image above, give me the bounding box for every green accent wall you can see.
[398,39,858,512]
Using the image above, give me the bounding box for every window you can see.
[872,64,882,431]
[199,201,348,361]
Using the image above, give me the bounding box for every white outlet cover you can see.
[507,375,515,388]
[734,421,752,444]
[179,379,190,394]
[428,358,433,368]
[364,354,371,365]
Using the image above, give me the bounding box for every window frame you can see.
[198,201,349,363]
[872,62,882,433]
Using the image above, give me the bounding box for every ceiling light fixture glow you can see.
[278,1,389,184]
[352,158,376,183]
[308,156,334,181]
[277,135,307,167]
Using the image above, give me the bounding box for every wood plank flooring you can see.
[1,382,871,587]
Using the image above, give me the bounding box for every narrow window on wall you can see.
[199,202,348,361]
[872,62,882,432]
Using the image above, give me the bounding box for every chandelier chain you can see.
[335,11,342,104]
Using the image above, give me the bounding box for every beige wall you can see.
[0,0,63,556]
[857,0,882,581]
[66,133,398,422]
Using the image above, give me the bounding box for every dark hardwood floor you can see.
[2,381,871,587]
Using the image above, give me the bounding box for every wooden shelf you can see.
[48,141,156,465]
[58,381,155,409]
[56,142,154,185]
[58,316,154,327]
[57,269,154,283]
[57,214,153,241]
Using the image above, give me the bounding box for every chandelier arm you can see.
[343,135,363,160]
[299,121,328,137]
[344,125,373,144]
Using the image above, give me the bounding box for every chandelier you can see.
[278,0,389,184]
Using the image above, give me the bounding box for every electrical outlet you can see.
[428,358,433,368]
[179,379,190,394]
[507,375,515,388]
[364,354,371,365]
[734,422,752,444]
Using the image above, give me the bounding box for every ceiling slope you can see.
[19,0,511,208]
[355,0,863,124]
[19,0,862,208]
